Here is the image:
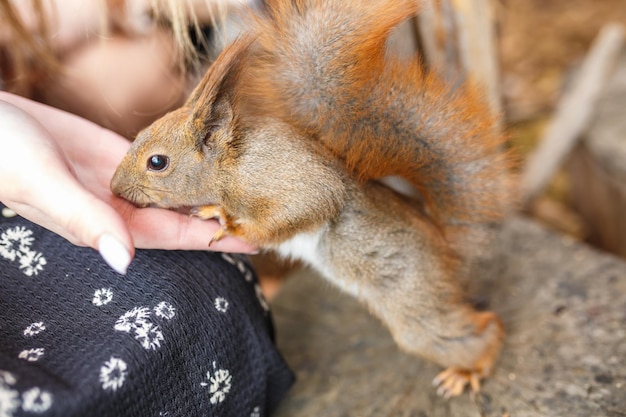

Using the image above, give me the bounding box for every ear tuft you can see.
[187,35,256,124]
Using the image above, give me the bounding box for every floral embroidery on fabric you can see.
[18,348,44,362]
[92,288,113,306]
[0,371,20,417]
[23,322,45,337]
[100,357,128,391]
[250,406,261,417]
[200,362,233,405]
[114,307,151,333]
[214,297,229,313]
[0,227,47,276]
[114,302,175,350]
[154,302,176,320]
[0,227,32,261]
[21,387,53,413]
[17,250,46,276]
[0,371,53,416]
[134,322,164,350]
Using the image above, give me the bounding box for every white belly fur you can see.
[272,228,362,298]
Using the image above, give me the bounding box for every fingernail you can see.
[1,207,17,218]
[98,233,131,274]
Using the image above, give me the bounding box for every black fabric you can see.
[0,206,293,416]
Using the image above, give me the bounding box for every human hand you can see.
[0,92,256,274]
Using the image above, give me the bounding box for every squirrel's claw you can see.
[190,205,225,223]
[433,367,482,398]
[189,205,232,246]
[208,227,228,247]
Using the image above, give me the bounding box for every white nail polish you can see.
[1,207,17,218]
[98,234,131,275]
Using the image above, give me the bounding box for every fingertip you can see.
[98,233,132,274]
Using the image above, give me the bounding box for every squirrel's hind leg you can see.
[389,303,504,398]
[326,182,504,397]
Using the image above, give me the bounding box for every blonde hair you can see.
[0,0,58,95]
[0,0,226,96]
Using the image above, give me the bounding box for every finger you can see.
[6,194,135,275]
[120,205,257,253]
[15,171,136,274]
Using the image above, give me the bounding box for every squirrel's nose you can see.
[110,166,129,199]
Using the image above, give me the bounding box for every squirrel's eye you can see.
[147,155,169,171]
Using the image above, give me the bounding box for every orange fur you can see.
[242,0,516,254]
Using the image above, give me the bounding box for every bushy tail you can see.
[244,0,516,254]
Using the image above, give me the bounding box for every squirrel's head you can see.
[111,37,254,210]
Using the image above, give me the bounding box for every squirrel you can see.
[111,0,516,397]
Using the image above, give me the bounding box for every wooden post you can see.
[415,0,502,117]
[520,24,625,207]
[567,49,626,257]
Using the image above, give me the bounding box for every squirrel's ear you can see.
[187,35,255,125]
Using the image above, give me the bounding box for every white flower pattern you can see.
[17,250,47,276]
[0,227,46,276]
[114,307,151,333]
[134,322,164,350]
[21,387,53,413]
[200,362,232,405]
[114,302,175,351]
[23,322,46,337]
[100,357,128,391]
[154,302,176,320]
[92,288,113,306]
[0,371,20,417]
[0,223,263,413]
[214,297,229,313]
[0,371,54,416]
[0,227,33,260]
[18,348,44,362]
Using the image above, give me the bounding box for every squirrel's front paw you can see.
[190,204,226,222]
[190,205,234,246]
[433,367,482,398]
